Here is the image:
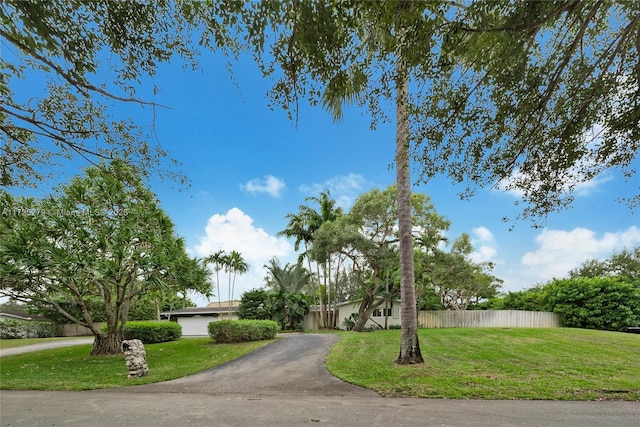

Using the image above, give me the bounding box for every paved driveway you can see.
[1,334,638,427]
[127,333,376,397]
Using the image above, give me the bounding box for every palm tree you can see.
[394,25,422,363]
[264,257,311,294]
[204,250,227,311]
[226,250,248,317]
[279,191,342,328]
[319,5,423,362]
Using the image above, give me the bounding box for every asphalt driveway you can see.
[126,333,376,397]
[1,333,638,426]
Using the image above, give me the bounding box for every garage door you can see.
[178,317,212,336]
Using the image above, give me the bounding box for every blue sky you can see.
[11,50,640,307]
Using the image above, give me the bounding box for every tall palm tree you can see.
[279,191,342,328]
[226,250,248,317]
[319,5,423,362]
[204,250,227,311]
[393,23,422,363]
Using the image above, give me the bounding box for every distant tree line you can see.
[477,248,640,332]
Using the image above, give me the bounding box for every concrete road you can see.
[1,334,638,427]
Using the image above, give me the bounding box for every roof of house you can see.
[206,300,240,309]
[161,301,240,317]
[0,311,44,321]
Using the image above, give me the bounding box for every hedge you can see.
[101,321,182,344]
[0,319,57,339]
[208,319,279,343]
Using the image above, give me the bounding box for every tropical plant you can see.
[205,249,228,311]
[0,161,211,355]
[264,257,311,295]
[279,190,343,328]
[225,250,248,317]
[267,291,310,331]
[237,289,270,321]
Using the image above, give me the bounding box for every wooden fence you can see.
[418,310,559,329]
[58,322,105,337]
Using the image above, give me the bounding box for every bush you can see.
[544,277,640,331]
[101,321,182,343]
[208,320,279,343]
[237,289,271,320]
[0,319,57,339]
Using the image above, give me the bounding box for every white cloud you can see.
[191,208,292,305]
[241,175,285,197]
[470,226,498,263]
[519,225,640,284]
[299,173,370,209]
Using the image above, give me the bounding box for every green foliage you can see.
[544,277,640,332]
[416,233,502,310]
[267,291,310,331]
[0,319,57,339]
[569,247,640,283]
[125,321,182,344]
[237,288,271,320]
[264,257,311,294]
[1,0,218,187]
[208,319,279,343]
[342,313,358,331]
[486,287,548,311]
[28,296,107,324]
[233,2,640,219]
[101,321,182,344]
[0,161,210,355]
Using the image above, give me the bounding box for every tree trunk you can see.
[90,332,123,356]
[395,27,424,364]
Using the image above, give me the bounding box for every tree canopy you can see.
[0,0,243,187]
[0,161,211,355]
[227,1,639,220]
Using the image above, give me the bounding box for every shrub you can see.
[101,321,182,343]
[544,277,640,331]
[0,319,57,339]
[237,289,271,320]
[342,313,358,331]
[208,319,278,343]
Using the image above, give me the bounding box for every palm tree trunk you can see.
[395,26,424,364]
[216,266,222,312]
[304,245,321,329]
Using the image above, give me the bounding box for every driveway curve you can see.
[127,333,377,397]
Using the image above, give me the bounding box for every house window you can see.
[372,309,382,317]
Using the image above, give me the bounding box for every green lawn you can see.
[325,328,640,401]
[0,337,273,390]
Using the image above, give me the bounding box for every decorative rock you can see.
[122,339,149,379]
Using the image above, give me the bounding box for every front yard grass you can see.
[0,337,273,390]
[326,328,640,401]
